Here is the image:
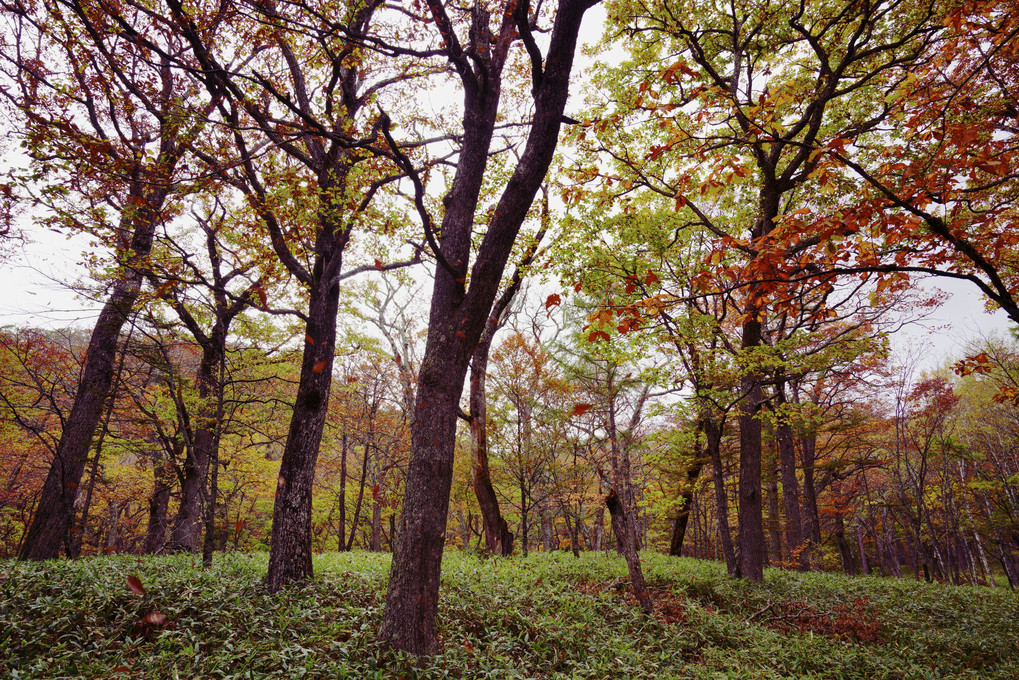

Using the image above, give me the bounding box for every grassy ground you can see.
[2,550,1017,679]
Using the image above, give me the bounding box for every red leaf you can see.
[127,575,146,596]
[587,330,611,343]
[545,293,562,311]
[571,403,592,417]
[374,258,384,270]
[257,287,268,309]
[313,360,327,373]
[644,270,660,285]
[624,278,637,294]
[305,334,314,345]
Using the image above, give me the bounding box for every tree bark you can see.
[266,277,341,590]
[378,0,595,655]
[738,315,766,581]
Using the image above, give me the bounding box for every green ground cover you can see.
[2,551,1016,679]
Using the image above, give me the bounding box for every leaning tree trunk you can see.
[19,196,162,561]
[606,489,654,615]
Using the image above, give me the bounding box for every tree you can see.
[378,0,600,655]
[166,0,425,589]
[3,0,214,560]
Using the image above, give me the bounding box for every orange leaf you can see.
[127,575,146,596]
[571,403,592,417]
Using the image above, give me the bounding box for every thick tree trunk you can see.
[265,278,340,590]
[20,201,160,561]
[738,316,766,581]
[378,0,594,654]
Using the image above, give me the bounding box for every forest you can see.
[1,0,1018,666]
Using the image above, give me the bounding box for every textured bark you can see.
[266,279,341,590]
[738,315,765,581]
[379,0,595,655]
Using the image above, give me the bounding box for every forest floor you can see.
[2,550,1017,679]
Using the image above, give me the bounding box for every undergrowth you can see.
[2,551,1016,679]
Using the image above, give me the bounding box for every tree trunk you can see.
[799,435,822,545]
[347,439,371,552]
[144,458,174,555]
[168,338,224,552]
[338,432,347,552]
[775,397,805,567]
[265,277,341,590]
[765,460,782,566]
[378,0,594,654]
[705,414,738,576]
[738,316,766,581]
[606,489,653,615]
[20,198,161,561]
[469,341,513,555]
[669,456,705,556]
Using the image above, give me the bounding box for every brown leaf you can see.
[127,575,146,596]
[374,258,384,270]
[545,293,562,311]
